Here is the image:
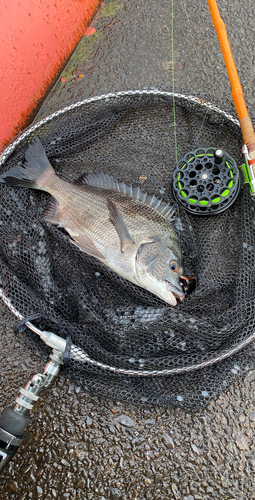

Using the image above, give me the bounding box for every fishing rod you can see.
[208,0,255,195]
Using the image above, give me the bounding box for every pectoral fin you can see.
[71,233,106,260]
[106,198,135,252]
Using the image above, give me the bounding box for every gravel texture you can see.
[1,0,255,498]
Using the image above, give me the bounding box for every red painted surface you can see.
[0,0,101,151]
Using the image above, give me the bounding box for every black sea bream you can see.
[0,137,185,305]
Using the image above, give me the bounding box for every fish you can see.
[0,136,185,306]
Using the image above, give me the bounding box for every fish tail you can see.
[0,136,55,191]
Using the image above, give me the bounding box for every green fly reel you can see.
[173,147,241,215]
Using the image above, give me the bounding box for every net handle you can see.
[207,0,255,151]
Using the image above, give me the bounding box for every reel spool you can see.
[173,147,241,215]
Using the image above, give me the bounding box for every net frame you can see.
[0,89,254,408]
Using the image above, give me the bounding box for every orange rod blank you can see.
[207,0,255,148]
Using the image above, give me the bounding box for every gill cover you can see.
[135,238,184,306]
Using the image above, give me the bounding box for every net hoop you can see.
[0,90,250,380]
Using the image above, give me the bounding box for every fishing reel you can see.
[173,147,241,215]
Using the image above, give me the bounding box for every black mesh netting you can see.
[1,90,255,409]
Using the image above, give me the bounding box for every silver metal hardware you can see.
[241,144,255,195]
[13,349,63,415]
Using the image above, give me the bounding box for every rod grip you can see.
[240,116,255,149]
[0,407,29,473]
[0,407,29,435]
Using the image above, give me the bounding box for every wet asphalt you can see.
[1,0,255,498]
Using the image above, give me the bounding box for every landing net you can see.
[1,90,254,409]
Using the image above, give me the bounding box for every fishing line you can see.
[171,0,178,163]
[180,0,210,144]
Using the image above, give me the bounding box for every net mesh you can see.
[1,91,255,409]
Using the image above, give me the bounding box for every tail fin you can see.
[0,136,55,190]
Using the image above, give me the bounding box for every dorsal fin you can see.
[84,173,175,221]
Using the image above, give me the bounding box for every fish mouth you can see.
[166,282,185,306]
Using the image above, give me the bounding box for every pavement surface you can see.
[1,0,255,499]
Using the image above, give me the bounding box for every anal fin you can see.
[106,197,134,252]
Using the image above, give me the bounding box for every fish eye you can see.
[170,260,180,272]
